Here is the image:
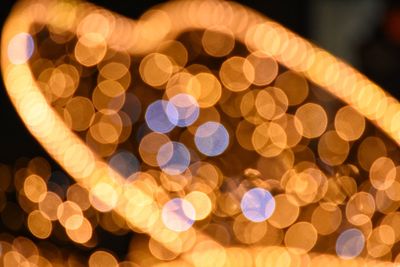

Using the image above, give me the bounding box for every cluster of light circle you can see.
[161,187,277,232]
[3,0,399,265]
[4,25,372,264]
[5,34,368,266]
[161,186,365,260]
[145,93,230,175]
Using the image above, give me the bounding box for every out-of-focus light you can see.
[240,188,275,222]
[157,141,190,175]
[145,100,178,133]
[8,32,34,64]
[194,121,229,156]
[109,150,140,178]
[161,198,195,232]
[2,0,400,264]
[336,228,365,259]
[167,93,199,127]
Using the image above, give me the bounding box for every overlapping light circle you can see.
[240,188,276,222]
[194,121,229,156]
[161,198,196,232]
[157,141,191,175]
[145,100,178,133]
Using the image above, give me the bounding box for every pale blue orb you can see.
[336,228,365,259]
[194,121,229,156]
[241,188,275,222]
[8,32,34,64]
[167,93,199,127]
[145,100,178,133]
[157,141,190,175]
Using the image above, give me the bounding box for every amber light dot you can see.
[166,71,200,99]
[220,56,254,92]
[89,251,118,267]
[275,71,309,106]
[233,214,268,244]
[335,105,365,141]
[346,192,375,226]
[89,112,123,144]
[240,89,264,125]
[245,51,278,86]
[366,225,395,258]
[284,171,320,206]
[369,157,396,190]
[27,210,52,239]
[384,166,400,202]
[66,217,92,244]
[23,174,47,203]
[275,114,303,148]
[100,62,129,80]
[192,72,222,108]
[252,122,287,158]
[202,26,235,58]
[268,194,299,229]
[57,201,84,230]
[75,33,107,67]
[255,87,288,120]
[311,203,342,235]
[139,132,171,167]
[318,131,350,166]
[295,103,327,139]
[184,191,212,220]
[67,184,91,211]
[284,221,318,252]
[38,191,62,221]
[139,53,173,87]
[48,65,79,98]
[64,96,95,131]
[92,80,126,113]
[157,40,188,68]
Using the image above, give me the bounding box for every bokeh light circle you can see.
[145,100,178,133]
[336,228,365,259]
[157,141,191,175]
[194,121,229,156]
[8,32,34,64]
[240,188,275,222]
[167,93,199,127]
[161,198,195,232]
